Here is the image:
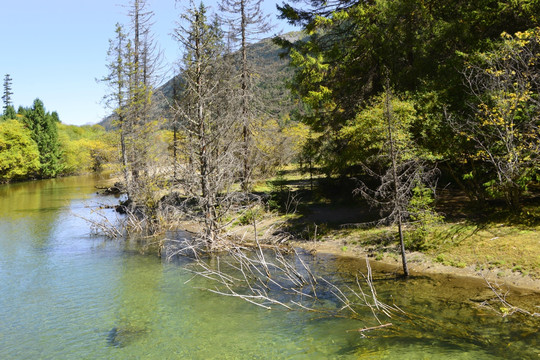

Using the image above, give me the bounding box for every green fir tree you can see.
[20,99,62,178]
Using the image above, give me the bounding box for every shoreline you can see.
[220,213,540,295]
[291,238,540,294]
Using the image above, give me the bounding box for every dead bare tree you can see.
[101,23,133,199]
[170,233,403,329]
[219,0,273,192]
[478,277,540,318]
[170,1,245,248]
[101,0,165,222]
[354,87,439,277]
[124,0,167,208]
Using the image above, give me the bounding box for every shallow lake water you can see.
[0,175,538,359]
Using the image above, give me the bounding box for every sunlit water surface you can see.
[0,176,539,359]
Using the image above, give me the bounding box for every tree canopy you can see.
[276,0,540,210]
[19,99,62,178]
[0,119,40,181]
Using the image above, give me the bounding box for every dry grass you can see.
[425,223,540,278]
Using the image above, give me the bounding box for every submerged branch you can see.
[175,230,404,328]
[479,277,540,318]
[346,323,393,333]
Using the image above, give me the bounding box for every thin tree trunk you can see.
[507,184,521,213]
[173,124,178,179]
[119,115,131,200]
[240,0,250,192]
[172,83,179,180]
[385,88,409,277]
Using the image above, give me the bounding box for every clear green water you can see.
[0,176,539,359]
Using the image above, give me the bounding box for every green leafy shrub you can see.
[406,183,444,250]
[0,119,40,182]
[237,206,264,226]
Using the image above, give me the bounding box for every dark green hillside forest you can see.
[276,0,540,210]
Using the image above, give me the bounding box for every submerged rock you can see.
[106,327,121,348]
[106,325,147,348]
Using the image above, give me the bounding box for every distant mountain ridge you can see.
[99,32,301,130]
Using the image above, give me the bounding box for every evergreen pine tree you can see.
[2,74,13,114]
[22,99,62,178]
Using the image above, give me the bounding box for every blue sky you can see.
[0,1,296,126]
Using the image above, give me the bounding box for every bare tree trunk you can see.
[219,0,273,192]
[384,88,409,277]
[172,80,179,181]
[119,114,132,200]
[240,0,250,192]
[172,3,242,248]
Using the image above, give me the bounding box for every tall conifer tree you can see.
[21,99,62,178]
[2,74,13,114]
[102,0,161,205]
[102,23,134,198]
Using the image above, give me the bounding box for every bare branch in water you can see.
[177,230,404,327]
[478,277,540,318]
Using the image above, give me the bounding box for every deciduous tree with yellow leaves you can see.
[459,28,540,211]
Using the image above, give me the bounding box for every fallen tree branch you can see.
[478,276,540,318]
[346,323,393,333]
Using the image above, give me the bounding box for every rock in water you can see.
[106,325,148,348]
[106,327,121,347]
